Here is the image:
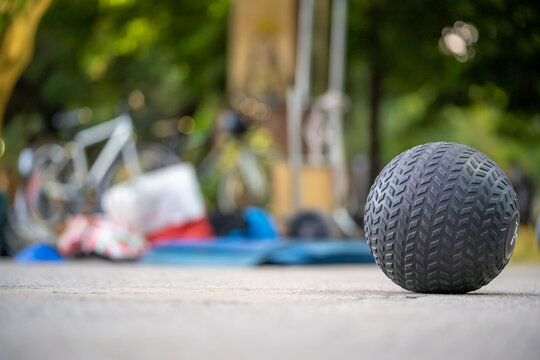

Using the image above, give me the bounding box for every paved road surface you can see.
[1,261,539,360]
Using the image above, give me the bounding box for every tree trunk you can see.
[0,0,53,137]
[368,62,381,185]
[367,5,381,185]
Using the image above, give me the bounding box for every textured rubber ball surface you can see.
[364,142,519,294]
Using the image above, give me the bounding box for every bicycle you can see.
[197,107,274,213]
[11,110,180,244]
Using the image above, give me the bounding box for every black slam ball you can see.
[364,142,519,293]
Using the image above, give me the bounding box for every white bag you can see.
[102,163,207,236]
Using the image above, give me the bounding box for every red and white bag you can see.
[101,163,214,243]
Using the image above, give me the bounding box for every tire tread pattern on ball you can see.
[364,142,519,293]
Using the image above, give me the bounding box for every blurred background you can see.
[1,0,539,259]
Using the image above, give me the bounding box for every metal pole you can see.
[329,0,347,93]
[327,0,348,208]
[287,0,314,212]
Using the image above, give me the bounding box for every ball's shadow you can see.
[468,291,540,297]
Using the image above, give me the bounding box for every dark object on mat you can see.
[364,142,519,294]
[209,212,246,236]
[210,207,279,239]
[288,210,333,239]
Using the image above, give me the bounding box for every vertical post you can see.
[327,0,348,208]
[328,0,347,93]
[368,63,381,186]
[288,0,314,212]
[367,5,381,186]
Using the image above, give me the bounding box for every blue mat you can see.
[141,239,374,266]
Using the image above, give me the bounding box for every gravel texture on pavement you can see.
[1,261,539,360]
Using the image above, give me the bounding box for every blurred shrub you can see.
[511,225,540,263]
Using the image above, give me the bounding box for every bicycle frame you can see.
[10,111,180,245]
[71,114,142,188]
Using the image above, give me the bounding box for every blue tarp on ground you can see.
[141,239,374,266]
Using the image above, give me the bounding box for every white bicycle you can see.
[12,111,180,242]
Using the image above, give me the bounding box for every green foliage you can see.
[344,0,540,191]
[5,0,228,140]
[0,0,27,36]
[4,0,540,199]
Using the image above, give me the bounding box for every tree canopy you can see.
[2,0,540,201]
[344,0,540,190]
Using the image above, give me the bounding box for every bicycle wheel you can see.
[24,144,80,231]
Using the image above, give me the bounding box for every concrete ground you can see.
[0,261,539,360]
